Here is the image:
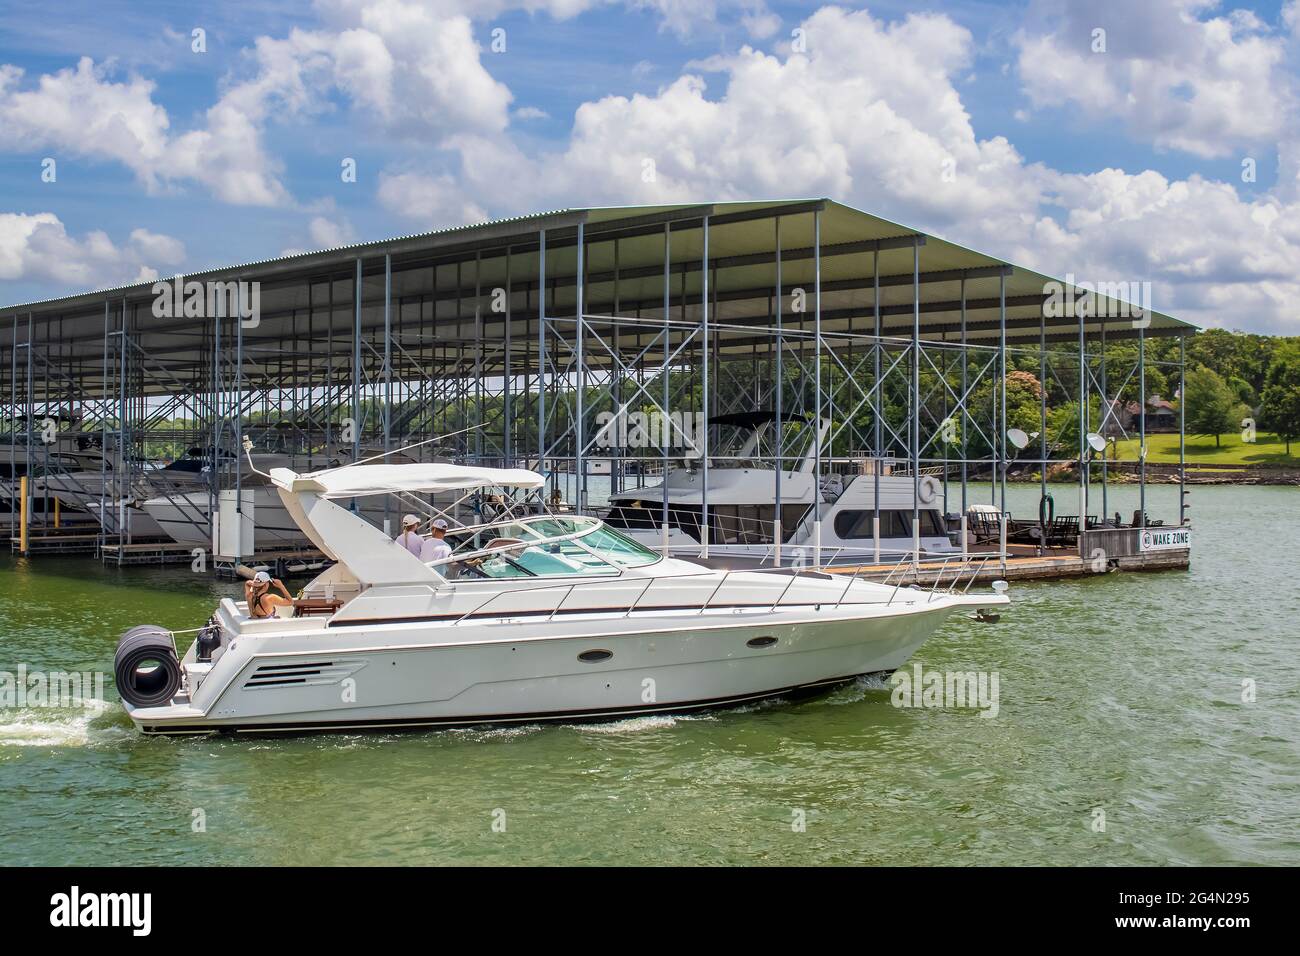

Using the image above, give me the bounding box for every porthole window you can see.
[746,636,778,649]
[578,649,613,663]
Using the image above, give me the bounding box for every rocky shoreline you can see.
[1135,470,1300,486]
[1006,463,1300,486]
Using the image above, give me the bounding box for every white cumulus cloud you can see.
[0,212,185,288]
[377,170,489,226]
[374,4,1300,333]
[1015,0,1295,158]
[0,57,286,206]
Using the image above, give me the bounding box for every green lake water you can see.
[1,482,1297,865]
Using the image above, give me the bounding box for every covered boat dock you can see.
[0,199,1194,579]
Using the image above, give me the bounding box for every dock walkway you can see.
[825,544,1189,588]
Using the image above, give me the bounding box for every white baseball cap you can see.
[401,514,420,527]
[252,570,271,584]
[432,518,448,530]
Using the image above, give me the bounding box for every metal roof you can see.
[0,200,1195,370]
[0,206,587,316]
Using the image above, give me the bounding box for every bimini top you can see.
[270,462,544,498]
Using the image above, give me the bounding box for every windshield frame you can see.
[427,513,662,580]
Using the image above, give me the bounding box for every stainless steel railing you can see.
[443,547,1004,626]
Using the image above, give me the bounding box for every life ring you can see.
[917,476,939,505]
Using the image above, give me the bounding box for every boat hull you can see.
[141,675,862,735]
[41,471,201,538]
[140,488,408,549]
[127,601,964,735]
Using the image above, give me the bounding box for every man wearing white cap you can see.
[395,514,423,557]
[420,518,453,564]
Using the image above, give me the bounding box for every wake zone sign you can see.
[1139,527,1191,552]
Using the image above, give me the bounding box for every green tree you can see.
[1260,341,1300,454]
[1186,329,1275,396]
[1260,385,1300,454]
[1227,376,1256,407]
[1183,367,1239,447]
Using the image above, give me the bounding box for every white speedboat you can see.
[603,411,956,566]
[114,459,1008,735]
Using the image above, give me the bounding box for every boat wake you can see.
[573,711,720,734]
[726,697,790,715]
[446,723,546,742]
[0,703,131,748]
[824,672,893,705]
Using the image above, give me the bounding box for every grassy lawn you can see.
[1111,431,1300,466]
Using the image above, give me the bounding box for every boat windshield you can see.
[443,515,660,579]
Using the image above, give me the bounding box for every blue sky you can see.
[1,0,1298,332]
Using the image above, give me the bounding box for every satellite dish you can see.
[1086,432,1107,453]
[1007,428,1030,450]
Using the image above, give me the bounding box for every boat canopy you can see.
[708,410,811,429]
[269,462,544,498]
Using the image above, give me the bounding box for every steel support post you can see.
[1139,324,1147,527]
[504,247,512,463]
[960,277,968,515]
[700,215,710,558]
[999,271,1007,522]
[1078,298,1087,529]
[774,216,783,565]
[1179,335,1187,525]
[383,253,392,532]
[911,238,920,570]
[352,258,362,463]
[537,230,546,481]
[874,248,882,563]
[1100,319,1108,519]
[1039,304,1047,556]
[813,209,823,566]
[234,288,244,549]
[474,252,483,466]
[575,222,585,512]
[661,223,671,551]
[612,238,620,496]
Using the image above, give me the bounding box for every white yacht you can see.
[140,483,315,548]
[603,412,956,566]
[0,425,110,479]
[136,446,425,549]
[0,426,113,518]
[39,455,208,538]
[137,475,432,549]
[114,458,1007,735]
